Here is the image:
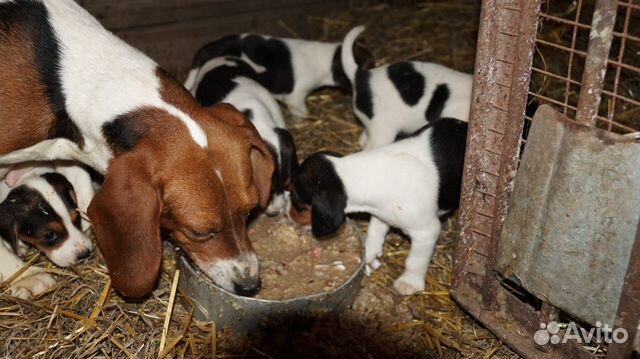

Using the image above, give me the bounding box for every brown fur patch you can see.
[0,28,57,153]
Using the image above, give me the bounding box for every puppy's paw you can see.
[10,271,56,299]
[289,107,309,119]
[393,275,424,296]
[365,259,381,276]
[358,131,368,148]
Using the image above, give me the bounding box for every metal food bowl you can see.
[177,219,365,334]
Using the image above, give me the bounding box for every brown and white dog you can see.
[0,0,274,298]
[0,163,94,298]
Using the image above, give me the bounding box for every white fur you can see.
[274,37,340,117]
[342,26,473,149]
[0,242,56,299]
[0,0,208,172]
[4,162,95,230]
[186,58,290,214]
[188,34,342,118]
[327,131,444,295]
[196,253,259,293]
[0,163,95,298]
[0,165,94,266]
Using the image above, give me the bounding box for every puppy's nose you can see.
[233,277,261,297]
[77,248,91,260]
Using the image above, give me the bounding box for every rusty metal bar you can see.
[538,12,640,43]
[534,38,640,75]
[607,0,633,131]
[527,94,639,134]
[482,0,543,310]
[606,218,640,359]
[575,0,618,127]
[563,0,584,116]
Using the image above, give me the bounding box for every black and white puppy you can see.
[185,57,298,215]
[0,164,94,298]
[341,26,473,150]
[289,118,467,295]
[184,30,372,118]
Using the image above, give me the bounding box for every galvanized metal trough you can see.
[177,220,365,334]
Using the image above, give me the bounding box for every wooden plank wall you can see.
[78,0,347,78]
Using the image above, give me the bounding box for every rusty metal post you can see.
[575,0,618,127]
[606,218,640,359]
[452,0,541,307]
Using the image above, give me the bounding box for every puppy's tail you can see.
[341,25,366,85]
[183,68,199,93]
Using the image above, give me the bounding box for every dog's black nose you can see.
[233,277,261,297]
[77,248,91,260]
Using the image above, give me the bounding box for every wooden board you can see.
[79,0,346,77]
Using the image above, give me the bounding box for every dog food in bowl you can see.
[248,214,362,300]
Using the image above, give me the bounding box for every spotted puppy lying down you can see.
[184,29,372,118]
[341,26,473,150]
[289,118,467,295]
[0,164,94,298]
[185,57,298,215]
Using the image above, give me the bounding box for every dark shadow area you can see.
[218,311,441,359]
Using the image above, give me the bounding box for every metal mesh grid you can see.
[529,0,640,133]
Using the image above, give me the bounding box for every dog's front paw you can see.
[10,271,56,299]
[393,275,424,296]
[365,258,381,275]
[358,131,368,148]
[289,106,309,119]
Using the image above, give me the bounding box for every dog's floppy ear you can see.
[309,156,347,237]
[250,132,275,208]
[274,128,298,187]
[88,149,162,298]
[311,187,347,237]
[206,103,275,207]
[5,222,20,254]
[4,167,31,188]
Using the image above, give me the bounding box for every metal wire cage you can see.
[452,1,640,358]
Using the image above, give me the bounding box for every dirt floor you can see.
[0,1,525,358]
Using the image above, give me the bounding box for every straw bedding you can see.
[0,1,530,358]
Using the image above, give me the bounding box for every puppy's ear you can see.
[353,39,374,70]
[274,128,298,187]
[250,135,275,208]
[88,148,162,298]
[5,167,31,188]
[7,222,19,254]
[311,187,347,237]
[309,157,347,237]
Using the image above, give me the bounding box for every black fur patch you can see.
[331,46,351,91]
[191,34,242,68]
[194,58,256,106]
[0,185,66,249]
[0,1,84,147]
[242,109,254,120]
[425,84,450,122]
[428,118,468,211]
[102,112,150,153]
[192,34,295,95]
[41,172,81,229]
[387,62,425,106]
[291,153,347,237]
[274,128,298,189]
[242,35,295,95]
[355,70,374,118]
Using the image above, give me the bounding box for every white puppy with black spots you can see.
[0,163,94,298]
[341,25,473,150]
[184,30,372,118]
[289,118,467,295]
[185,57,298,215]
